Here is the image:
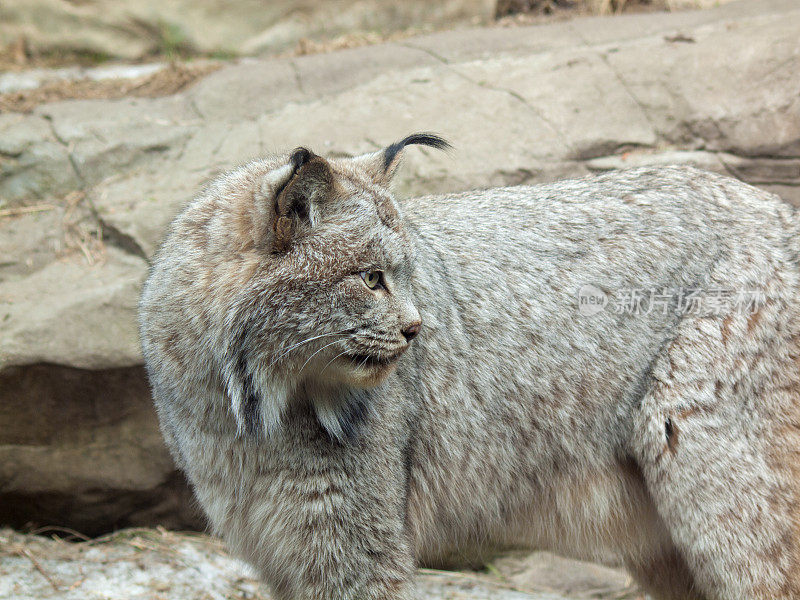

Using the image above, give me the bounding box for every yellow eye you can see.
[361,271,382,289]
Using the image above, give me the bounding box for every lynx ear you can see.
[353,132,451,187]
[255,147,334,252]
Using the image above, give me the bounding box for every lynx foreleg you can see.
[192,401,417,600]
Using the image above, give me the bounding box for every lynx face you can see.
[204,135,448,439]
[265,170,422,390]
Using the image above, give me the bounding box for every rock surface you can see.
[0,528,638,600]
[0,0,495,60]
[1,0,798,540]
[0,365,201,535]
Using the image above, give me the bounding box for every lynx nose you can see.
[402,321,422,342]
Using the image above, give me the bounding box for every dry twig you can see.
[17,546,61,591]
[0,204,56,218]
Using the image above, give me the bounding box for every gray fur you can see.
[139,137,800,600]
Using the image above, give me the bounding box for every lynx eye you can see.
[361,270,383,290]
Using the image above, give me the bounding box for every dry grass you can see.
[0,61,219,114]
[0,191,107,266]
[290,30,420,57]
[0,526,268,599]
[496,0,731,19]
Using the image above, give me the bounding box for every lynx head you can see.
[143,133,449,442]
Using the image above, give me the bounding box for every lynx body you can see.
[139,135,800,600]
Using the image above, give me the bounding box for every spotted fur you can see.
[139,136,800,600]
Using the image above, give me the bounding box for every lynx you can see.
[139,134,800,600]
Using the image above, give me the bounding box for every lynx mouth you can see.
[345,351,403,368]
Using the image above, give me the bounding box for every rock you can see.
[487,551,637,598]
[0,0,495,61]
[0,248,145,370]
[1,0,799,537]
[0,114,79,204]
[0,367,201,536]
[0,528,622,600]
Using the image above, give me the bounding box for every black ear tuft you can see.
[290,147,313,172]
[271,152,334,253]
[273,147,315,199]
[382,132,452,171]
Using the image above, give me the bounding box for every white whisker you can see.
[297,339,345,374]
[270,329,352,367]
[319,349,352,376]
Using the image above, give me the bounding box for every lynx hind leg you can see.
[624,546,705,600]
[631,306,800,599]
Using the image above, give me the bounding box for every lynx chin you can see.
[139,133,800,600]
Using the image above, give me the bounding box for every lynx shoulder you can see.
[139,134,800,600]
